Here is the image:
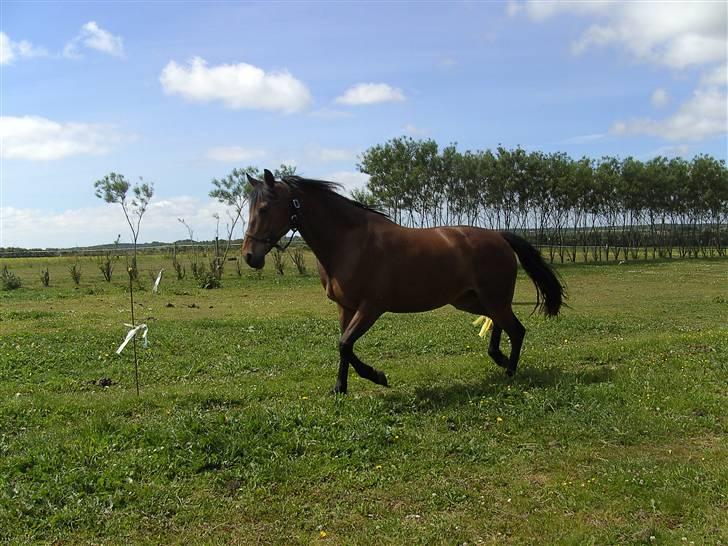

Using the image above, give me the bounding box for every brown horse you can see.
[243,169,565,394]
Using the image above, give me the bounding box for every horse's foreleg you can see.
[334,305,354,394]
[334,306,387,394]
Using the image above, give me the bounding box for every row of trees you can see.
[356,137,728,261]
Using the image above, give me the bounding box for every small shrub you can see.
[210,257,224,280]
[98,252,114,282]
[172,257,186,280]
[272,249,285,276]
[190,260,206,280]
[1,265,22,290]
[289,248,307,275]
[69,261,82,286]
[199,271,221,289]
[40,267,50,287]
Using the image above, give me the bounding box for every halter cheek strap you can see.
[245,198,301,251]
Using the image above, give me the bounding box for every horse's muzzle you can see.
[245,252,265,270]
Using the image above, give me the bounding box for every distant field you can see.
[1,253,727,544]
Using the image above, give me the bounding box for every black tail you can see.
[500,231,565,317]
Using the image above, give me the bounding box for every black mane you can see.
[251,175,389,219]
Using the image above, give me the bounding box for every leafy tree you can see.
[94,173,154,280]
[350,188,379,208]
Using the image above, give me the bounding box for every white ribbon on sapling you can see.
[116,323,149,355]
[152,268,164,293]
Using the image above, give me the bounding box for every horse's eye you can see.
[259,205,269,214]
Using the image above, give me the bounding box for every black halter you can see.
[245,198,301,251]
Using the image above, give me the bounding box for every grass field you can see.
[1,253,727,544]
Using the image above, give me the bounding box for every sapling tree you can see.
[94,173,154,280]
[40,267,50,287]
[1,265,22,290]
[289,246,307,275]
[272,248,286,275]
[68,260,82,285]
[178,218,202,279]
[93,173,154,395]
[97,251,114,282]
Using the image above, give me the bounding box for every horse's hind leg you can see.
[489,306,526,377]
[487,324,510,369]
[453,295,510,370]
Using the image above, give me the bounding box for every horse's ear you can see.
[263,169,275,188]
[246,173,260,187]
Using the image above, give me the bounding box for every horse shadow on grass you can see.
[382,364,614,413]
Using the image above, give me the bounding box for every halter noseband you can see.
[245,198,301,251]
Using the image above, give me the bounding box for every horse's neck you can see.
[297,190,369,271]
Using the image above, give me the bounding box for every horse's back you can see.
[359,223,518,312]
[378,223,516,272]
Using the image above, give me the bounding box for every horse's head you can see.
[242,169,296,269]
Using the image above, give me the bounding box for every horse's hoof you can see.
[505,367,517,378]
[376,371,389,387]
[332,384,348,395]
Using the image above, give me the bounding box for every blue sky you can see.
[1,1,726,247]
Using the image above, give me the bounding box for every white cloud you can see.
[612,87,727,141]
[64,21,124,59]
[309,108,353,119]
[651,88,670,108]
[403,124,429,136]
[511,1,612,22]
[335,83,406,105]
[511,1,727,69]
[0,32,47,65]
[160,57,312,113]
[0,115,128,161]
[650,144,691,158]
[506,1,523,18]
[306,146,357,163]
[508,1,727,143]
[205,146,266,162]
[701,65,727,88]
[273,158,299,170]
[0,197,235,248]
[559,133,605,145]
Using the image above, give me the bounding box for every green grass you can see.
[1,254,727,544]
